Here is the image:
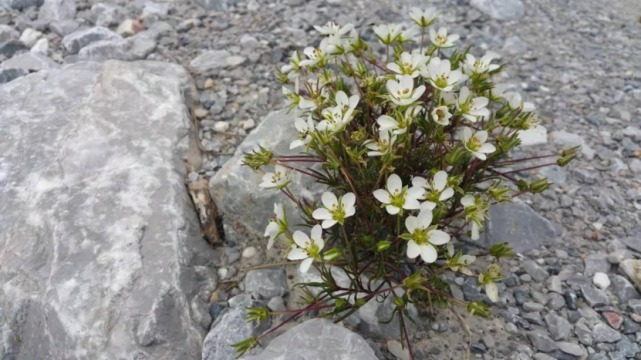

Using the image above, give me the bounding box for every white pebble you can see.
[242,246,257,258]
[213,121,230,132]
[217,267,228,279]
[240,119,256,130]
[592,272,610,290]
[20,28,42,48]
[30,38,49,55]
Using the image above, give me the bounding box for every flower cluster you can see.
[238,8,577,358]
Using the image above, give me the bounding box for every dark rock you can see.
[482,202,557,252]
[564,290,578,310]
[209,303,226,321]
[0,39,28,58]
[0,67,27,83]
[621,316,641,334]
[528,330,558,352]
[514,289,530,305]
[62,26,122,54]
[244,268,288,299]
[5,0,43,10]
[471,343,487,354]
[580,285,609,307]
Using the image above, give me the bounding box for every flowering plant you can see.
[237,8,576,358]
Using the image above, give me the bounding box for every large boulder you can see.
[209,110,325,238]
[243,318,377,360]
[0,61,215,359]
[482,201,558,252]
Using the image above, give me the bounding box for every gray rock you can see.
[38,0,76,23]
[528,330,558,352]
[266,296,285,312]
[616,335,640,357]
[2,0,43,10]
[48,19,79,36]
[592,323,621,343]
[574,318,593,346]
[0,39,28,58]
[189,49,246,72]
[470,0,524,20]
[547,275,563,294]
[209,109,325,238]
[556,342,584,357]
[550,130,595,160]
[62,26,122,54]
[620,234,641,253]
[610,274,640,303]
[545,313,572,341]
[194,0,243,11]
[584,254,611,276]
[482,201,557,252]
[243,318,377,360]
[143,2,170,17]
[244,268,288,299]
[0,61,213,359]
[620,259,641,292]
[1,52,58,71]
[0,24,19,43]
[203,299,265,360]
[91,3,127,27]
[0,67,27,83]
[580,285,609,307]
[547,293,566,310]
[523,302,544,312]
[77,33,156,62]
[523,260,550,282]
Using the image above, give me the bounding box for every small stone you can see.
[0,68,28,84]
[203,78,214,89]
[240,119,256,131]
[30,37,48,54]
[217,267,228,279]
[92,3,127,27]
[244,268,288,299]
[193,107,208,119]
[189,50,231,72]
[470,0,524,20]
[527,330,558,352]
[0,40,28,58]
[620,259,641,293]
[0,52,58,71]
[547,275,563,293]
[117,19,139,37]
[630,159,641,174]
[591,323,621,343]
[608,250,632,264]
[574,318,593,345]
[520,274,533,282]
[471,343,486,354]
[523,302,544,312]
[533,354,555,360]
[556,342,584,357]
[482,334,495,349]
[267,296,286,312]
[39,0,76,23]
[514,289,530,305]
[523,312,544,325]
[213,121,230,133]
[242,246,257,258]
[547,293,566,310]
[142,2,170,18]
[63,27,122,54]
[564,290,578,310]
[19,28,43,48]
[524,260,550,282]
[0,24,19,43]
[483,202,557,252]
[545,313,572,341]
[505,323,518,333]
[592,272,610,290]
[616,334,640,357]
[601,312,623,329]
[225,55,246,67]
[555,249,569,259]
[610,275,640,303]
[580,285,609,307]
[48,19,79,36]
[584,254,611,277]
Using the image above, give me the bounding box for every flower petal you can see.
[405,216,418,233]
[341,192,356,208]
[373,189,391,204]
[429,230,450,245]
[440,187,454,201]
[411,176,427,188]
[479,143,496,154]
[460,195,475,208]
[417,210,433,228]
[386,205,400,215]
[420,201,436,211]
[299,257,314,273]
[475,130,488,143]
[420,244,438,263]
[288,247,308,260]
[322,219,337,229]
[485,282,498,302]
[321,192,338,208]
[292,231,309,248]
[387,174,402,194]
[312,208,332,220]
[407,240,421,259]
[433,171,448,191]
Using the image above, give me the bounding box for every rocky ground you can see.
[1,0,641,359]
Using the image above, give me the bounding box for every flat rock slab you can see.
[0,61,215,359]
[482,201,558,252]
[243,318,377,360]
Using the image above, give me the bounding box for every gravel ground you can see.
[1,0,640,358]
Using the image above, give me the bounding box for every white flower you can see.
[423,58,467,92]
[290,115,315,149]
[484,281,499,302]
[504,91,535,112]
[373,174,422,215]
[398,27,419,43]
[410,7,438,27]
[460,127,496,161]
[461,195,484,240]
[288,225,325,273]
[429,27,459,48]
[386,75,426,106]
[373,24,403,44]
[464,52,500,74]
[259,164,291,189]
[300,46,325,67]
[280,51,303,75]
[265,203,287,249]
[318,91,360,132]
[314,22,354,36]
[387,52,428,78]
[457,86,490,122]
[446,243,476,276]
[412,171,454,208]
[366,130,397,157]
[431,105,452,126]
[404,210,450,263]
[312,192,356,228]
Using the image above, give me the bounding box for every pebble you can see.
[242,246,257,258]
[527,331,558,352]
[602,312,623,330]
[592,323,622,343]
[213,121,230,133]
[564,290,578,310]
[524,260,549,282]
[19,28,42,47]
[545,313,572,341]
[580,285,609,307]
[547,275,563,293]
[592,272,611,290]
[523,302,544,312]
[556,342,584,357]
